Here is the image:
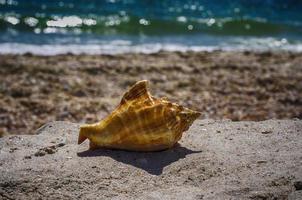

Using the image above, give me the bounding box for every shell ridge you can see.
[120,80,151,105]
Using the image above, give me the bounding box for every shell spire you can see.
[78,80,201,151]
[120,80,152,105]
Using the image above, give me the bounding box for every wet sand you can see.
[0,51,302,136]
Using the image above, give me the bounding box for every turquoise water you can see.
[0,0,302,54]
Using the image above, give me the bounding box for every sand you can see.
[0,119,301,199]
[0,51,301,137]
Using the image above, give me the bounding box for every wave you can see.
[1,37,302,55]
[0,14,301,37]
[1,0,302,55]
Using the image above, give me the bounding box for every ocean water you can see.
[0,0,302,54]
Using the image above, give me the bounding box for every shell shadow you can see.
[77,144,202,175]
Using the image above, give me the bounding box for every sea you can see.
[0,0,302,55]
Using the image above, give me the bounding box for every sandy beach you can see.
[0,51,302,136]
[1,120,301,199]
[2,1,302,199]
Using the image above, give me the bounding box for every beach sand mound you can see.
[0,119,301,199]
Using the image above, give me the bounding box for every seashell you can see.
[78,80,201,151]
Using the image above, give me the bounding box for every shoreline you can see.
[1,45,302,56]
[0,50,302,136]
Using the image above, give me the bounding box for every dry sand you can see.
[0,51,302,137]
[0,119,301,199]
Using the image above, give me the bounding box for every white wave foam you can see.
[0,42,219,55]
[0,38,302,55]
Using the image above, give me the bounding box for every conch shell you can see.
[78,80,200,151]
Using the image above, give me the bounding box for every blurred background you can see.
[0,0,302,54]
[0,0,301,137]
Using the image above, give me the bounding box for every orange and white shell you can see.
[78,80,200,151]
